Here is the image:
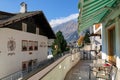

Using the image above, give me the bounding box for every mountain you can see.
[52,20,79,42]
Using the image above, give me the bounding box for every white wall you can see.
[101,23,107,60]
[115,18,120,69]
[0,28,48,78]
[102,17,120,70]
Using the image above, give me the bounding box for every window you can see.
[22,61,28,71]
[29,41,33,51]
[22,40,39,51]
[34,41,38,50]
[36,27,39,35]
[22,22,27,32]
[22,40,28,51]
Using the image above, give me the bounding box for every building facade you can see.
[78,0,120,69]
[0,3,55,79]
[102,7,120,69]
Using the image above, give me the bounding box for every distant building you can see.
[47,39,54,59]
[0,2,55,79]
[89,23,102,59]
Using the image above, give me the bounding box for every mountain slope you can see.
[52,20,79,42]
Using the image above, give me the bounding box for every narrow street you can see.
[65,60,96,80]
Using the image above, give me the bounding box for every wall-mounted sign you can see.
[7,37,16,51]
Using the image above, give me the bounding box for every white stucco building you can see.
[0,2,55,79]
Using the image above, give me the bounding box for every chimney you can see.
[20,2,27,13]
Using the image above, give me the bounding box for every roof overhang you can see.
[0,11,15,16]
[0,11,56,39]
[78,0,119,33]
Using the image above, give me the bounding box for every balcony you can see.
[1,50,120,80]
[65,51,119,80]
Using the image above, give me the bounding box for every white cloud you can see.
[49,13,79,27]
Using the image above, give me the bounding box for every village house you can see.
[0,2,55,79]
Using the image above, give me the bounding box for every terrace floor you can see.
[65,60,96,80]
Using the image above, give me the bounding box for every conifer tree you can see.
[52,31,67,56]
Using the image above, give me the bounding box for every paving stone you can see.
[65,60,96,80]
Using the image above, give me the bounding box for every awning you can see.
[78,0,118,33]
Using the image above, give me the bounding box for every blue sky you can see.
[0,0,79,27]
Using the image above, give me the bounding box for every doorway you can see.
[107,25,116,65]
[22,62,28,71]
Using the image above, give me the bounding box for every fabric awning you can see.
[78,0,118,33]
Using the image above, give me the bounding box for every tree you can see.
[77,36,84,46]
[77,30,90,48]
[52,31,67,56]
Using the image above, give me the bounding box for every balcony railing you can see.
[0,52,70,80]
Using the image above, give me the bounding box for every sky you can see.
[0,0,79,27]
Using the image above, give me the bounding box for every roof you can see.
[78,0,119,33]
[0,11,56,39]
[0,11,41,27]
[0,11,15,22]
[0,11,15,16]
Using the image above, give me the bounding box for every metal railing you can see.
[0,71,23,80]
[0,52,69,80]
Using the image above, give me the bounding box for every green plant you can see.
[52,31,67,56]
